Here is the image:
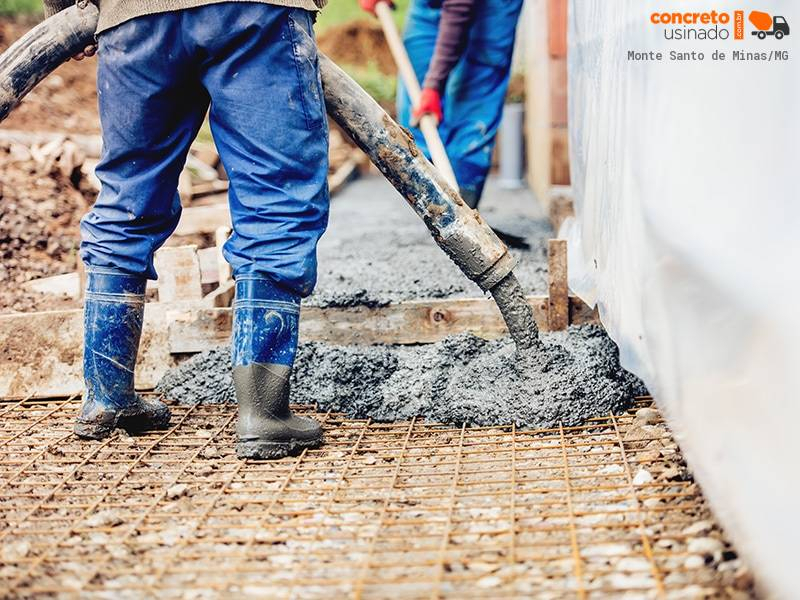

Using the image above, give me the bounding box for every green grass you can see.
[0,1,408,25]
[0,0,40,16]
[315,0,409,32]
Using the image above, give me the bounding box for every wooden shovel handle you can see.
[374,1,459,190]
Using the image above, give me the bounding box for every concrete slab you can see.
[308,175,552,307]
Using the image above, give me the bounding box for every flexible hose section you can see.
[490,273,542,350]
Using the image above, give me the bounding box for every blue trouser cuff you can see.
[233,276,301,309]
[86,269,147,300]
[232,277,300,368]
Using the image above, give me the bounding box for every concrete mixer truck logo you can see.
[648,10,790,41]
[745,11,790,40]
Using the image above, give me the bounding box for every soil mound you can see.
[317,19,397,75]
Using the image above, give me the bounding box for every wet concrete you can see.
[307,176,551,308]
[156,325,647,429]
[156,178,646,428]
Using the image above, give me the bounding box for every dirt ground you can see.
[317,19,397,75]
[0,143,90,313]
[0,19,100,133]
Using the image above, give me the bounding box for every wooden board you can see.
[170,295,597,354]
[0,295,598,399]
[549,187,575,233]
[525,0,571,205]
[328,150,363,196]
[525,0,552,206]
[547,240,569,331]
[0,303,181,399]
[0,129,102,156]
[173,204,231,237]
[153,246,203,302]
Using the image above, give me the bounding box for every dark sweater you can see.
[43,0,326,34]
[422,0,476,92]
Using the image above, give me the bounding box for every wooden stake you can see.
[214,226,232,286]
[547,239,569,331]
[549,187,575,233]
[153,246,203,303]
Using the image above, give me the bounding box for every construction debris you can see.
[0,139,90,313]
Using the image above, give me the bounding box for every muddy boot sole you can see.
[74,417,119,440]
[236,436,323,460]
[119,406,172,434]
[74,401,172,440]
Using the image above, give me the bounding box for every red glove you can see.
[413,88,444,125]
[359,0,394,16]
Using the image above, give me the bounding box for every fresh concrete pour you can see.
[306,177,551,308]
[156,326,645,428]
[157,177,645,427]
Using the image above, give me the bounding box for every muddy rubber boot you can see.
[75,271,171,440]
[232,277,322,460]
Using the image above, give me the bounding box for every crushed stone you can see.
[155,325,647,429]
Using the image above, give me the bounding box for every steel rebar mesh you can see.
[0,396,753,598]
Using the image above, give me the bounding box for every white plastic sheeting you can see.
[565,1,799,595]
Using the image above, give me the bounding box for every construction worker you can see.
[43,0,328,459]
[360,0,525,209]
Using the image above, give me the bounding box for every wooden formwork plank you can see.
[525,0,552,206]
[0,295,598,399]
[548,0,568,58]
[547,240,569,331]
[214,227,232,286]
[153,246,203,303]
[0,303,181,399]
[173,204,231,237]
[328,149,363,196]
[526,0,570,205]
[169,294,597,353]
[0,129,102,156]
[549,187,575,234]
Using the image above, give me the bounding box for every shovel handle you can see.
[374,1,459,190]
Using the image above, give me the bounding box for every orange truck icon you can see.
[749,11,790,39]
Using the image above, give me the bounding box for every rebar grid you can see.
[0,396,752,599]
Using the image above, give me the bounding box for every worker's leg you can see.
[76,14,209,439]
[442,0,525,206]
[191,4,328,458]
[397,0,441,158]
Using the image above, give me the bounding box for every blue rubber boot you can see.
[232,277,322,460]
[75,271,171,439]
